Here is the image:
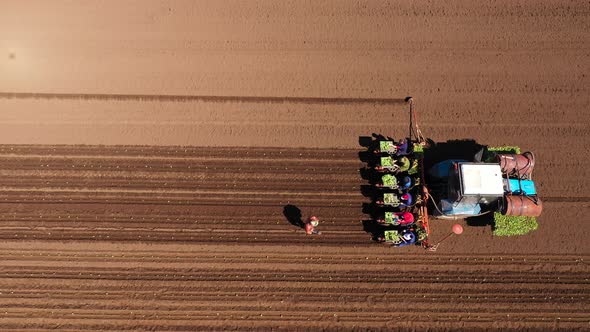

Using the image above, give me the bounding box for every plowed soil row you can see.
[0,242,588,331]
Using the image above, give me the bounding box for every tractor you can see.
[361,97,543,248]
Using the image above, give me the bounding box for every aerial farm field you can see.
[0,1,588,330]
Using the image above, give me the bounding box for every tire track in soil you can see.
[0,92,408,106]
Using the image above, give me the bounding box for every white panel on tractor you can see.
[460,163,504,196]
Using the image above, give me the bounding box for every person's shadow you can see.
[283,204,304,228]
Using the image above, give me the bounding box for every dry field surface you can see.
[0,1,589,331]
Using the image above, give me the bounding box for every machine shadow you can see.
[358,136,373,148]
[362,202,384,220]
[422,139,487,171]
[362,219,386,241]
[466,213,495,228]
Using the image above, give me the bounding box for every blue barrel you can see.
[507,179,536,195]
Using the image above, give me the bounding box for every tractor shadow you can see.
[361,184,385,201]
[422,139,487,171]
[362,219,387,242]
[358,136,373,148]
[362,202,386,220]
[283,204,304,229]
[466,213,495,228]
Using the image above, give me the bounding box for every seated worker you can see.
[395,138,411,156]
[396,229,417,247]
[400,176,412,190]
[396,211,415,226]
[399,193,413,208]
[398,156,411,172]
[377,211,415,226]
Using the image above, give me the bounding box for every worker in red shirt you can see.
[305,216,321,235]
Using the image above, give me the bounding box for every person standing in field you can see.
[305,216,321,235]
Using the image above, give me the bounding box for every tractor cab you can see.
[430,161,504,217]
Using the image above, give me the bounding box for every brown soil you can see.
[0,1,588,331]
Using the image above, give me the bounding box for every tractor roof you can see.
[459,163,504,196]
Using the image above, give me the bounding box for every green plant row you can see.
[488,146,522,154]
[493,212,538,236]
